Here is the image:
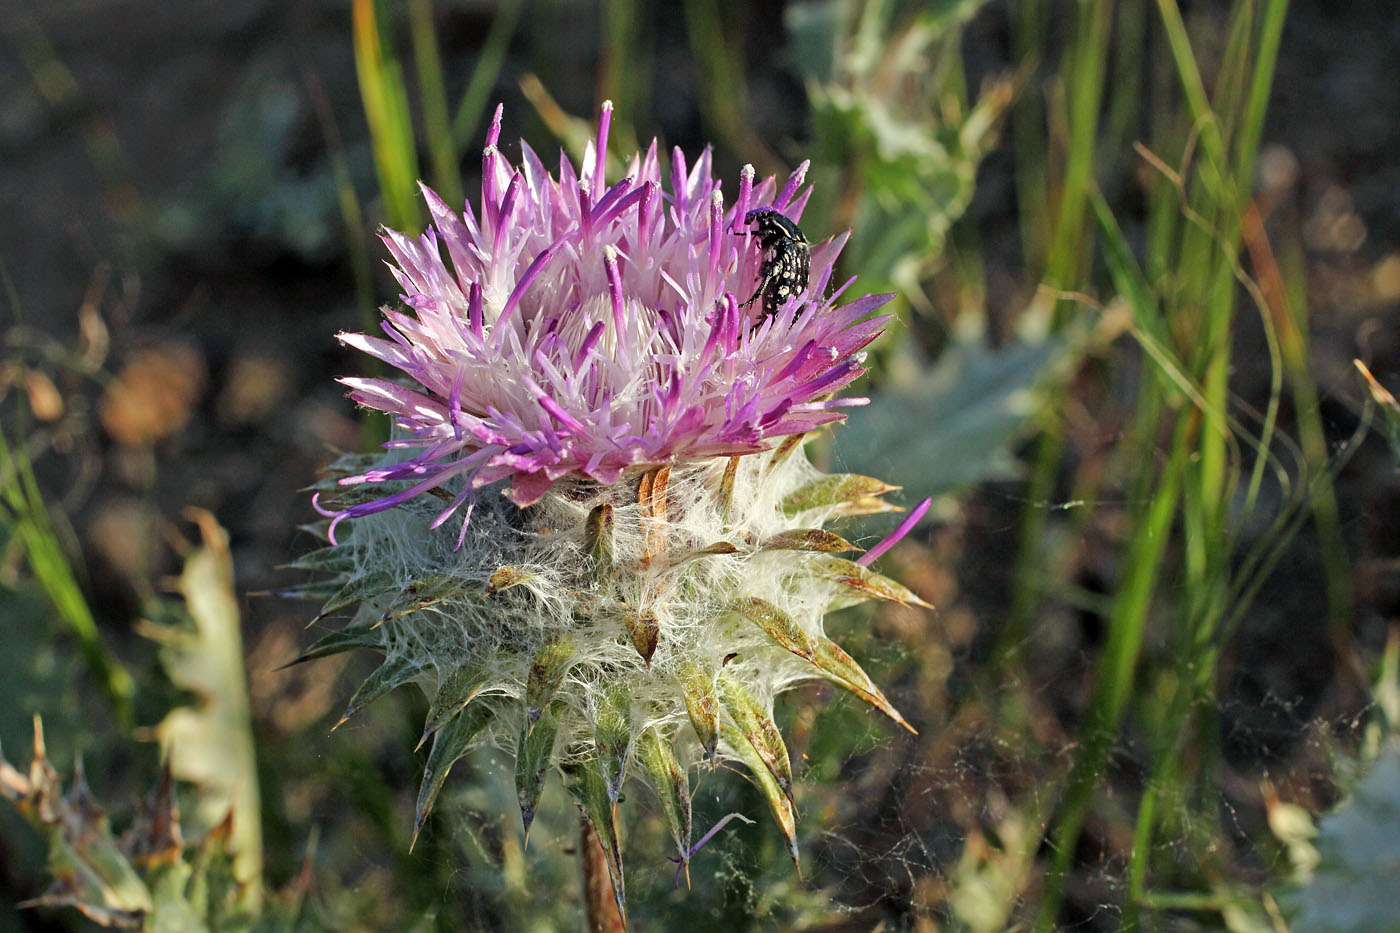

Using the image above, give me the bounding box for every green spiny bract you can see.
[291,445,928,921]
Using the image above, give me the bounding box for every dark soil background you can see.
[3,0,1399,927]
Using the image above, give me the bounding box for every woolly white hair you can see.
[301,431,925,920]
[340,445,841,762]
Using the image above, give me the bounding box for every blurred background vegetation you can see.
[3,0,1399,929]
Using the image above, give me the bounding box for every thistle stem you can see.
[582,817,625,933]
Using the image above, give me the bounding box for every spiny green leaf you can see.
[334,655,420,730]
[318,570,397,618]
[515,704,560,843]
[303,454,382,493]
[374,596,449,630]
[374,573,464,627]
[806,554,934,610]
[830,496,906,517]
[721,722,799,869]
[638,727,691,867]
[666,541,741,569]
[302,470,349,494]
[759,528,858,553]
[304,483,385,511]
[412,703,492,850]
[287,545,357,574]
[562,752,626,923]
[811,637,916,734]
[525,639,574,726]
[781,474,901,517]
[718,674,794,806]
[677,660,719,760]
[487,565,536,594]
[270,579,345,603]
[296,519,334,544]
[281,624,383,668]
[766,432,806,474]
[622,608,659,666]
[584,502,615,583]
[592,686,632,804]
[719,456,740,522]
[731,597,815,661]
[2,720,152,921]
[314,450,384,478]
[419,661,492,749]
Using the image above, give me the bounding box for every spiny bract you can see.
[295,103,929,923]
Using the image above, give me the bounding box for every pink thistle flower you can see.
[325,102,892,541]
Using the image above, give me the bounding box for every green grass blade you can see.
[408,0,462,208]
[1234,0,1288,189]
[1010,0,1050,271]
[451,0,525,149]
[353,0,424,233]
[1044,0,1114,315]
[1276,230,1352,637]
[1038,426,1189,929]
[682,0,777,173]
[0,426,134,727]
[305,71,377,340]
[601,0,647,150]
[1154,0,1226,181]
[1006,0,1114,660]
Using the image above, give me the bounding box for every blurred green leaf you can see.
[165,65,344,262]
[799,0,1009,314]
[148,511,262,906]
[831,327,1065,500]
[947,807,1038,933]
[2,719,316,932]
[1281,742,1400,931]
[0,587,87,760]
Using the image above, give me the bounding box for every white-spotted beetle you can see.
[740,208,811,321]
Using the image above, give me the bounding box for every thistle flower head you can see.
[327,102,889,541]
[299,104,928,922]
